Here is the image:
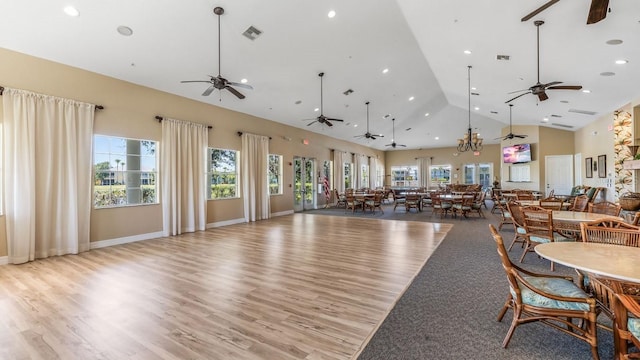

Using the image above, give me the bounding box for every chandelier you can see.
[457,65,483,152]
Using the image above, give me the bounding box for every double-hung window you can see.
[208,148,239,199]
[268,154,283,195]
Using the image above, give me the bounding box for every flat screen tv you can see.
[503,143,532,164]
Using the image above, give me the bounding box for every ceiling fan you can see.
[496,104,528,141]
[505,20,582,104]
[180,7,252,100]
[354,101,383,140]
[303,72,344,127]
[521,0,609,24]
[385,118,406,148]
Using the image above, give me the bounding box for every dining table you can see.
[551,210,622,238]
[535,242,640,283]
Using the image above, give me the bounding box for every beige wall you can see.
[0,47,384,255]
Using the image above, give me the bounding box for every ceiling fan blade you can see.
[227,81,253,90]
[515,135,528,138]
[505,91,531,103]
[325,121,334,127]
[306,120,318,126]
[587,0,609,24]
[225,86,245,99]
[397,144,407,147]
[521,0,560,22]
[181,80,212,84]
[542,81,563,87]
[202,85,216,96]
[325,118,344,122]
[537,91,549,101]
[508,88,531,95]
[548,85,583,90]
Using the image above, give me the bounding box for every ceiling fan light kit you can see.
[457,66,483,152]
[180,6,253,100]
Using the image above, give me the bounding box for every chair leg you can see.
[497,295,512,322]
[502,307,522,348]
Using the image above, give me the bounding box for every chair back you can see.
[588,201,622,216]
[507,201,526,229]
[488,225,520,297]
[569,195,589,212]
[539,196,564,210]
[516,191,534,200]
[580,218,640,247]
[522,206,554,242]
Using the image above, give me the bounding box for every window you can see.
[93,135,157,208]
[463,163,493,190]
[208,148,239,199]
[429,165,452,188]
[344,163,353,189]
[376,167,384,188]
[390,166,418,187]
[268,154,283,195]
[361,164,369,189]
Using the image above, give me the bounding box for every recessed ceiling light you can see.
[543,117,549,122]
[117,26,133,36]
[424,113,430,117]
[600,71,616,77]
[582,89,591,93]
[615,59,629,65]
[382,68,389,74]
[463,50,472,55]
[474,106,480,111]
[606,39,623,45]
[327,10,336,18]
[354,124,358,128]
[64,6,79,17]
[241,78,248,83]
[314,108,319,112]
[471,87,477,90]
[435,136,439,140]
[408,96,414,101]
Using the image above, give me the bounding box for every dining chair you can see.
[452,193,474,218]
[431,193,452,218]
[632,212,640,226]
[521,206,572,271]
[495,200,514,230]
[588,201,622,217]
[405,193,420,213]
[470,191,486,217]
[539,196,564,210]
[391,189,406,211]
[506,202,528,251]
[334,189,346,208]
[345,194,362,213]
[567,194,589,212]
[488,225,600,360]
[364,192,384,214]
[613,293,640,359]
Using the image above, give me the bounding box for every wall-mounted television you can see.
[503,144,532,164]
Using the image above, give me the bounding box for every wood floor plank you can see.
[0,214,451,359]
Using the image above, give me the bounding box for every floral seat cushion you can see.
[529,232,571,244]
[511,276,590,312]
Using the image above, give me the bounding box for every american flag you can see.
[323,176,330,201]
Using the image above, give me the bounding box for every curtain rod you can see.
[0,86,104,110]
[237,131,272,140]
[155,116,212,129]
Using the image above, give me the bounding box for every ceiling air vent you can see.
[551,114,562,118]
[551,123,574,129]
[242,26,262,40]
[568,109,597,116]
[496,55,510,61]
[343,89,354,96]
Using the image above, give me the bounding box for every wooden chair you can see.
[405,193,420,213]
[506,202,528,251]
[364,192,384,214]
[431,193,452,218]
[521,206,572,271]
[452,193,475,218]
[495,200,514,230]
[334,189,346,208]
[391,189,406,211]
[632,211,640,226]
[588,201,622,216]
[568,194,589,212]
[488,225,600,360]
[539,196,564,210]
[470,191,486,217]
[345,194,362,213]
[613,293,640,359]
[516,191,534,200]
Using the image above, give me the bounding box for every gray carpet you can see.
[307,203,616,360]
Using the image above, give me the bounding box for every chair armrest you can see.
[615,294,640,318]
[513,270,595,304]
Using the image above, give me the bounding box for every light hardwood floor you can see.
[0,214,451,360]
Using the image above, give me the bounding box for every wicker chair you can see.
[452,193,475,218]
[488,225,600,360]
[495,200,514,230]
[345,194,362,213]
[431,193,452,218]
[588,201,622,216]
[539,196,564,210]
[405,193,421,213]
[568,194,589,212]
[521,206,572,271]
[391,189,406,211]
[506,202,528,251]
[364,192,384,214]
[613,293,640,359]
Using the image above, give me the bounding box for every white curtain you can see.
[417,157,432,189]
[369,157,378,188]
[2,88,94,264]
[333,150,346,193]
[160,118,208,236]
[241,133,270,222]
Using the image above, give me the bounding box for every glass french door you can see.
[293,156,317,212]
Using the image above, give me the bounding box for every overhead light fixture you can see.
[425,113,430,117]
[408,96,414,101]
[327,10,336,18]
[615,59,629,65]
[314,108,319,112]
[463,50,472,55]
[582,89,591,93]
[382,68,389,74]
[64,6,79,17]
[117,26,133,36]
[241,78,248,83]
[457,65,482,152]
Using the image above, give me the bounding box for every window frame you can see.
[268,154,283,196]
[207,148,240,200]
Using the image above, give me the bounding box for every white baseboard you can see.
[90,231,165,249]
[207,218,246,228]
[0,256,7,265]
[272,210,294,217]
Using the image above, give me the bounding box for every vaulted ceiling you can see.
[1,0,639,150]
